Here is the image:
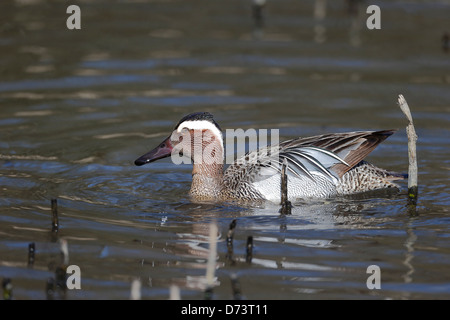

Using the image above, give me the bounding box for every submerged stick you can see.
[398,94,419,205]
[279,158,292,214]
[46,277,55,300]
[230,273,242,300]
[54,266,67,299]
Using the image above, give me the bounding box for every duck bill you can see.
[134,136,173,166]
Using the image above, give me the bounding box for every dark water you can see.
[0,0,449,300]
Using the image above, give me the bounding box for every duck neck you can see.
[190,139,224,201]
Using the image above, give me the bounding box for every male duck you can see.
[135,112,404,203]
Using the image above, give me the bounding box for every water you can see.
[0,0,449,300]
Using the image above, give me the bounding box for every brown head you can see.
[134,112,226,200]
[134,112,224,167]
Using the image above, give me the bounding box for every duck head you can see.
[134,112,224,167]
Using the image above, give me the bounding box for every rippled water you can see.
[1,0,449,300]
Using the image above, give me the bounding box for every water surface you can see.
[0,0,449,300]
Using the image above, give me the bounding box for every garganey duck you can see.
[134,112,405,203]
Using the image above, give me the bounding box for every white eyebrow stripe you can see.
[176,120,224,149]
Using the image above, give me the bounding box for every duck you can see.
[134,112,405,203]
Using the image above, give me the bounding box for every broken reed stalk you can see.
[246,236,253,264]
[45,239,70,300]
[226,219,237,262]
[226,219,237,247]
[398,94,419,206]
[169,285,181,300]
[51,198,59,233]
[205,222,218,300]
[54,266,67,299]
[2,278,12,300]
[130,278,141,300]
[28,242,35,268]
[279,158,292,214]
[60,239,69,266]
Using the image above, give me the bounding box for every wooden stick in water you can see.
[130,278,141,300]
[226,219,237,263]
[226,219,237,247]
[28,242,35,268]
[169,285,180,300]
[246,236,253,264]
[54,266,67,299]
[279,158,292,214]
[398,94,419,205]
[51,198,59,233]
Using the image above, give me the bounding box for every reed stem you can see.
[51,198,59,233]
[246,236,253,263]
[280,158,292,214]
[398,94,419,206]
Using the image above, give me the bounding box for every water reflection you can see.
[1,0,449,299]
[252,0,266,39]
[146,192,407,297]
[442,32,449,53]
[402,218,417,297]
[313,0,327,44]
[347,0,365,47]
[313,0,366,47]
